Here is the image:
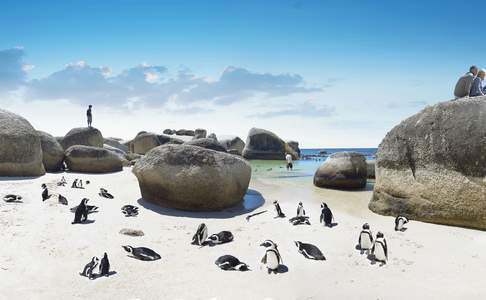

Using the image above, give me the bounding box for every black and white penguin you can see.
[358,223,374,255]
[319,202,334,227]
[208,231,234,245]
[121,205,139,217]
[289,216,311,225]
[99,188,114,199]
[294,241,326,260]
[372,232,388,264]
[80,256,99,279]
[3,194,22,203]
[58,194,68,205]
[215,255,250,271]
[72,198,89,224]
[41,184,50,202]
[260,240,282,274]
[71,179,78,188]
[296,202,305,217]
[191,223,208,246]
[122,245,161,261]
[78,179,83,188]
[99,252,110,276]
[395,215,409,231]
[273,200,285,218]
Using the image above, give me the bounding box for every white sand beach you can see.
[1,166,485,300]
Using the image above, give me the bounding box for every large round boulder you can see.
[130,133,183,154]
[0,109,45,176]
[132,144,251,211]
[61,127,103,150]
[184,138,227,152]
[219,136,245,155]
[287,140,301,158]
[313,152,367,189]
[65,145,123,173]
[242,128,298,160]
[369,98,486,229]
[38,131,64,172]
[104,137,129,153]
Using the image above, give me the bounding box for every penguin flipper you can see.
[261,254,267,264]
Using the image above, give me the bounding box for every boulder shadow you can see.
[0,176,42,182]
[137,189,265,219]
[90,271,117,279]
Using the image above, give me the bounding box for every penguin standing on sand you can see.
[273,200,285,218]
[294,241,326,260]
[99,252,110,276]
[319,202,334,227]
[215,255,250,271]
[122,246,161,261]
[208,231,234,245]
[395,216,409,231]
[372,232,388,265]
[72,198,89,224]
[80,257,99,279]
[260,240,282,274]
[358,223,373,255]
[191,223,208,246]
[296,202,305,217]
[41,184,50,201]
[71,179,78,188]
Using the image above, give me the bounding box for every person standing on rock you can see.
[87,105,93,127]
[285,153,293,171]
[454,65,478,99]
[470,69,485,97]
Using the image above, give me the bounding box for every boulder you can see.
[193,128,207,139]
[207,133,218,141]
[367,160,376,179]
[0,109,45,176]
[369,98,486,229]
[242,128,298,160]
[61,127,103,150]
[176,129,195,136]
[313,152,367,189]
[38,131,64,172]
[130,132,183,154]
[219,136,245,156]
[184,138,227,152]
[132,144,251,211]
[287,140,301,158]
[104,137,129,153]
[65,145,123,173]
[163,129,175,135]
[104,144,130,167]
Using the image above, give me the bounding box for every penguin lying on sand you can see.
[3,194,22,203]
[395,215,409,231]
[289,216,311,225]
[99,188,114,199]
[215,255,250,271]
[208,231,234,245]
[122,246,161,261]
[295,241,326,260]
[121,205,139,217]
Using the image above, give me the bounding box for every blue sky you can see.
[0,0,483,147]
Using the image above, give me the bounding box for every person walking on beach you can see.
[87,105,93,127]
[470,69,485,97]
[454,65,478,99]
[285,153,293,171]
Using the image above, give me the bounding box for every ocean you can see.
[250,148,377,180]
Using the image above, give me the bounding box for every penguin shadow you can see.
[366,254,386,267]
[396,228,408,232]
[90,271,117,280]
[137,189,265,219]
[72,220,96,225]
[325,222,338,228]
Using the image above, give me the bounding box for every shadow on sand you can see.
[137,189,265,219]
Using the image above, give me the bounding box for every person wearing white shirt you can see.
[285,153,293,171]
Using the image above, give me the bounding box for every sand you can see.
[1,168,485,300]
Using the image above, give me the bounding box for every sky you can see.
[0,0,483,148]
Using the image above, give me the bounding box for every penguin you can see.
[191,223,208,246]
[260,240,282,274]
[372,232,388,265]
[296,202,305,217]
[78,180,83,188]
[71,179,78,188]
[294,241,326,260]
[273,200,285,218]
[121,205,139,217]
[358,223,374,255]
[72,198,89,224]
[289,216,311,225]
[41,184,50,201]
[122,246,161,261]
[319,202,334,227]
[3,194,22,203]
[395,215,409,231]
[99,188,114,199]
[215,255,250,271]
[70,204,98,214]
[208,231,234,245]
[80,257,99,279]
[58,194,68,205]
[99,252,110,276]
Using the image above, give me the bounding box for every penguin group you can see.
[121,205,139,217]
[191,223,234,246]
[80,252,111,279]
[357,223,393,265]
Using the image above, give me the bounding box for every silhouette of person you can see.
[87,105,93,127]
